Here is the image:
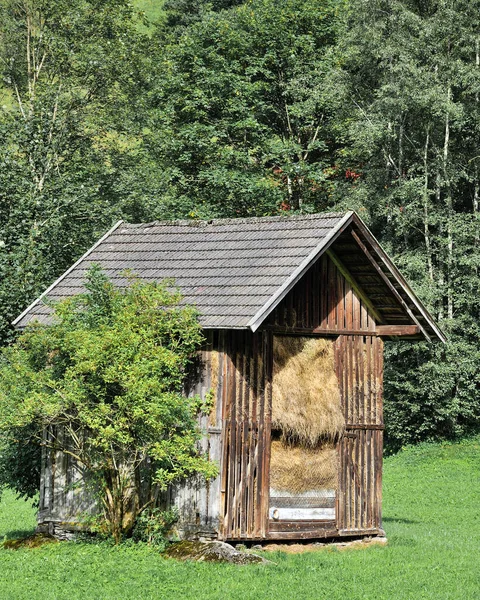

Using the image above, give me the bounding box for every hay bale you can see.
[272,336,344,446]
[270,440,338,493]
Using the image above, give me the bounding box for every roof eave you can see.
[350,213,447,344]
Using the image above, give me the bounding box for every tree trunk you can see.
[443,84,453,320]
[423,128,434,281]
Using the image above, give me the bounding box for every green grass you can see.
[1,437,479,600]
[133,0,166,31]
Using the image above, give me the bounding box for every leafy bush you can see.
[0,424,41,502]
[0,266,217,542]
[132,507,179,549]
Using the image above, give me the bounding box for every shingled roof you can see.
[13,211,446,341]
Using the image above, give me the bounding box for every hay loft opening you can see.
[270,336,343,522]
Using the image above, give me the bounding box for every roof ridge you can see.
[122,212,348,229]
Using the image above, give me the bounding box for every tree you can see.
[0,0,157,345]
[147,0,345,219]
[0,266,217,543]
[339,0,480,447]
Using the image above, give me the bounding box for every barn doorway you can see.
[269,336,344,522]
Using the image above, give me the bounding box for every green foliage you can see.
[0,266,217,542]
[1,437,480,598]
[0,0,158,345]
[0,0,479,452]
[339,0,480,447]
[131,506,178,548]
[0,424,41,501]
[148,0,344,219]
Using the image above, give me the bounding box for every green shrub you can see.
[0,265,217,543]
[132,507,179,549]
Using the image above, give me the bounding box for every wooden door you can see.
[335,335,384,533]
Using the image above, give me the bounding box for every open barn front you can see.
[269,336,343,525]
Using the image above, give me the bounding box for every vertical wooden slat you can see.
[254,333,266,538]
[365,336,372,423]
[320,254,327,328]
[377,338,384,426]
[312,260,319,327]
[226,336,237,537]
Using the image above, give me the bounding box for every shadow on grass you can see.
[2,528,37,540]
[383,517,419,524]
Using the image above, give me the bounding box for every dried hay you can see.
[272,336,344,446]
[270,440,338,493]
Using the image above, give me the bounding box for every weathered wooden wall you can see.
[266,252,377,334]
[220,329,273,540]
[165,330,223,539]
[38,427,96,538]
[335,335,384,534]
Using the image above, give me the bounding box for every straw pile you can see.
[270,440,338,493]
[270,336,343,494]
[272,336,344,446]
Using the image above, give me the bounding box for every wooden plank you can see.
[337,527,384,537]
[372,335,378,424]
[261,330,273,538]
[327,255,336,328]
[343,423,384,430]
[374,430,383,529]
[268,521,337,532]
[377,338,384,425]
[262,326,377,336]
[376,325,421,336]
[365,429,372,529]
[352,432,361,528]
[219,332,229,537]
[366,335,372,424]
[254,333,266,538]
[304,265,310,328]
[269,508,335,520]
[354,336,360,424]
[320,254,327,328]
[359,337,365,425]
[312,260,320,327]
[267,528,340,540]
[225,336,237,537]
[337,261,345,330]
[237,333,247,538]
[348,336,354,424]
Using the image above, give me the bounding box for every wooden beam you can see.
[326,249,384,324]
[376,325,421,337]
[262,326,376,337]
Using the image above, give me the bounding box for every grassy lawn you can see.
[1,437,479,600]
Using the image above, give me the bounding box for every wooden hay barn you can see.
[14,211,445,542]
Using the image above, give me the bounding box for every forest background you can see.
[0,0,479,456]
